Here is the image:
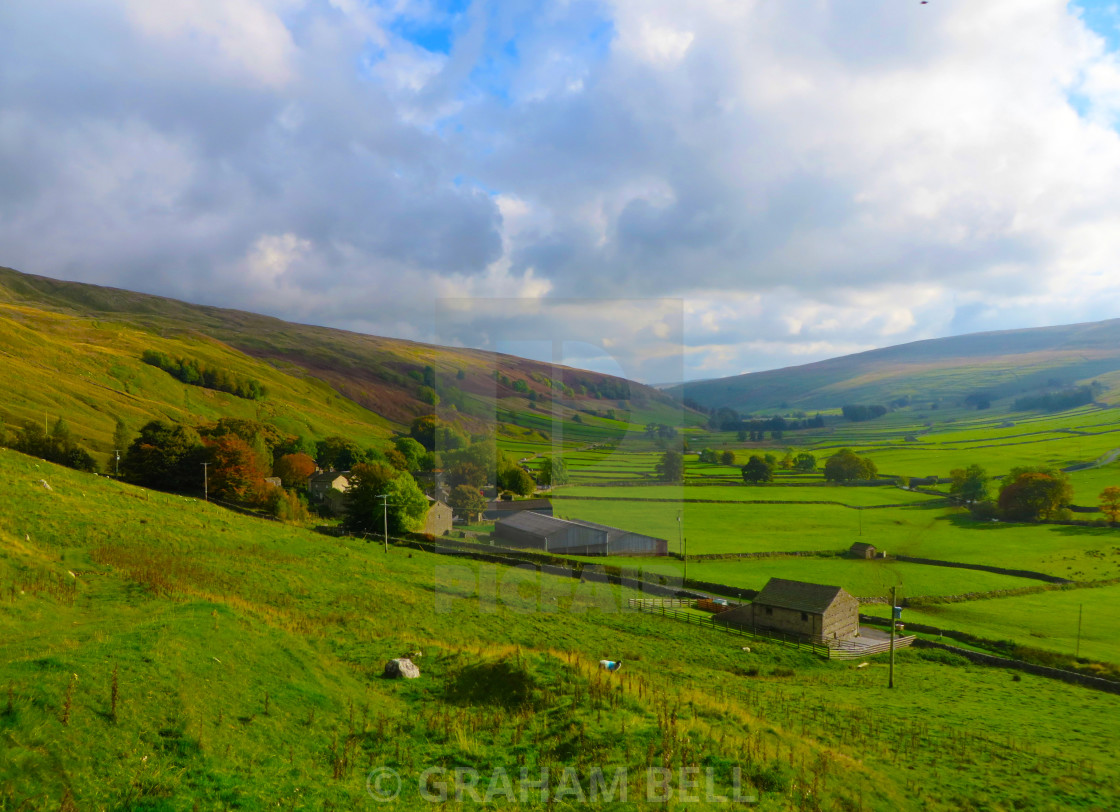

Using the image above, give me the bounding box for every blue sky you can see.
[3,0,1120,383]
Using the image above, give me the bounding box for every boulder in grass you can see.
[384,658,420,679]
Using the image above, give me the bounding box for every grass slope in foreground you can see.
[2,451,1119,810]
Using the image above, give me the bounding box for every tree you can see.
[720,450,736,466]
[779,450,794,470]
[949,464,989,503]
[315,435,366,471]
[539,456,569,487]
[741,455,773,484]
[503,467,536,497]
[122,421,205,492]
[344,464,428,535]
[698,448,718,464]
[410,415,467,452]
[273,452,316,489]
[823,449,876,483]
[206,434,268,503]
[448,484,487,524]
[113,418,131,455]
[654,450,683,483]
[793,452,816,472]
[448,461,485,490]
[393,437,427,471]
[997,467,1072,521]
[1100,486,1120,523]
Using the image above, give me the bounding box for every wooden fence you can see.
[628,599,831,658]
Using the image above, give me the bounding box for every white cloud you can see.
[3,0,1120,383]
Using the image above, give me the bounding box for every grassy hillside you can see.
[3,449,1120,809]
[0,267,692,458]
[674,319,1120,412]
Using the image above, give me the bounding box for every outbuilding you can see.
[848,542,877,559]
[715,578,859,643]
[493,512,668,556]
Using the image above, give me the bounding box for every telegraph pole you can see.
[888,585,897,689]
[677,510,686,585]
[378,494,389,553]
[201,462,209,501]
[1076,603,1083,658]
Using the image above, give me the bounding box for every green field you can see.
[863,585,1120,666]
[5,450,1120,809]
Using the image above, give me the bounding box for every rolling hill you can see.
[674,319,1120,413]
[0,266,688,463]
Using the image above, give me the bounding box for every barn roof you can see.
[487,498,553,512]
[497,511,583,538]
[495,512,666,544]
[753,578,849,615]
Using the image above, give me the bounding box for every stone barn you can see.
[848,542,877,559]
[715,578,860,643]
[493,512,668,556]
[423,497,453,536]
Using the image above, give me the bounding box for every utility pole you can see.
[858,508,862,536]
[888,585,897,689]
[677,510,685,585]
[115,450,120,477]
[1076,603,1083,658]
[202,462,209,501]
[378,494,389,553]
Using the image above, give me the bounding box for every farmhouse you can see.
[483,497,554,520]
[493,512,668,556]
[848,542,877,559]
[715,578,859,643]
[423,497,453,536]
[309,471,350,501]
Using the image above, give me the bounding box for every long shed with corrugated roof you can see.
[493,512,668,556]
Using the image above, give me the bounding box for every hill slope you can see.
[0,267,689,459]
[3,448,1119,809]
[674,319,1120,413]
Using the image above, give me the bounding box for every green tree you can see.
[344,465,427,535]
[502,467,536,497]
[393,437,427,471]
[448,484,487,524]
[741,455,773,484]
[539,456,569,487]
[997,467,1072,521]
[418,386,440,406]
[122,421,205,492]
[698,448,717,464]
[113,418,131,455]
[793,452,816,472]
[823,449,876,483]
[655,450,684,483]
[720,450,736,465]
[949,464,989,503]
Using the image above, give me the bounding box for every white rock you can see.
[385,658,420,679]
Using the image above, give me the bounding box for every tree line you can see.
[141,350,267,400]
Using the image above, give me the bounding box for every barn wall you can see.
[607,532,669,557]
[821,593,860,640]
[750,604,821,640]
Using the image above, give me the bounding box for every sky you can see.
[3,1,1120,385]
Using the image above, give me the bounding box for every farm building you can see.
[309,471,350,501]
[493,512,668,556]
[423,497,453,537]
[715,578,859,643]
[483,497,554,520]
[848,542,877,559]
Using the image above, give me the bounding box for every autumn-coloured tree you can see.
[273,452,316,489]
[1100,486,1120,523]
[207,434,268,503]
[997,468,1072,522]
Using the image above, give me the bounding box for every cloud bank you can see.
[2,0,1119,382]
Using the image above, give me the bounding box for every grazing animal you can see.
[599,660,623,672]
[856,662,870,669]
[741,647,751,653]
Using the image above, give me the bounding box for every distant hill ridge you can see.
[674,318,1120,413]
